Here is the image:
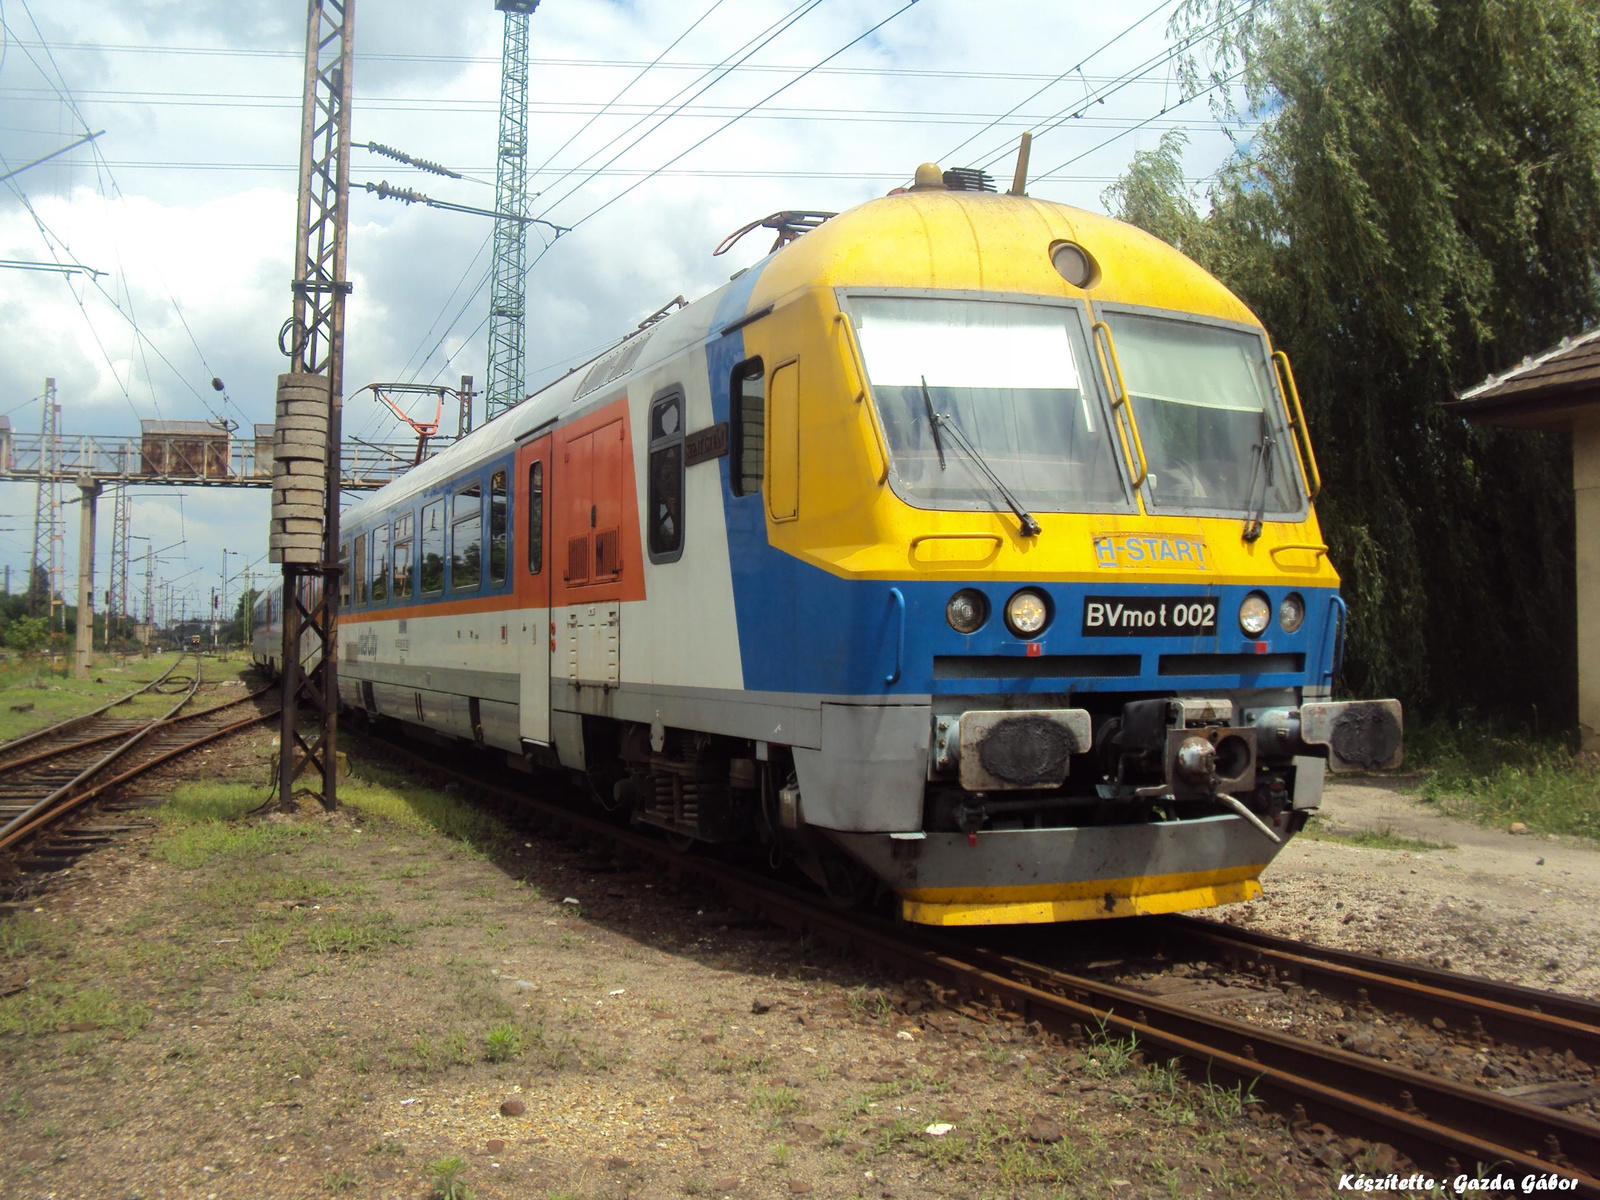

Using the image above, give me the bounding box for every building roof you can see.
[1452,327,1600,430]
[140,419,231,436]
[254,423,276,440]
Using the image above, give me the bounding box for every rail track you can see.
[0,654,188,766]
[1148,914,1600,1064]
[0,659,278,877]
[360,727,1599,1196]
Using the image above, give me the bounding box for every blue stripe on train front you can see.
[703,267,1336,698]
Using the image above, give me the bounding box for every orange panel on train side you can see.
[550,396,646,606]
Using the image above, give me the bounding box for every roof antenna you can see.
[1008,131,1033,197]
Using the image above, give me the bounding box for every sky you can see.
[0,0,1248,625]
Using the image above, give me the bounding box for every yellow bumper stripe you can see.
[899,866,1265,927]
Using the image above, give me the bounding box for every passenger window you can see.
[526,461,543,575]
[392,512,414,599]
[369,522,389,603]
[420,501,445,595]
[731,358,764,496]
[489,470,508,586]
[338,541,351,606]
[353,533,368,604]
[648,391,685,562]
[451,481,483,592]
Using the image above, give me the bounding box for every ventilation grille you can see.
[565,535,590,584]
[594,528,620,580]
[575,331,654,400]
[943,166,996,192]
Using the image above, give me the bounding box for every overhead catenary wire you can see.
[365,0,810,432]
[0,174,151,426]
[3,0,249,431]
[5,39,1235,84]
[0,76,1213,112]
[548,0,924,236]
[1032,68,1247,183]
[68,162,1232,184]
[524,0,731,187]
[962,1,1256,175]
[405,1,922,392]
[387,0,835,399]
[934,0,1176,169]
[529,0,829,223]
[394,232,494,382]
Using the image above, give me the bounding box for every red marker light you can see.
[1026,642,1042,657]
[1254,640,1269,654]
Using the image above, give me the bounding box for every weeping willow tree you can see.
[1107,0,1600,722]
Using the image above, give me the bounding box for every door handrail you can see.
[1324,592,1347,684]
[1091,320,1149,489]
[1271,350,1322,502]
[885,587,905,686]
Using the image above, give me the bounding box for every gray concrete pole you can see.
[75,476,100,680]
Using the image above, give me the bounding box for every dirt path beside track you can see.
[1212,778,1600,999]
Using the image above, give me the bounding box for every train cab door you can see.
[515,435,553,745]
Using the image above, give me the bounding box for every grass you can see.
[1406,718,1600,841]
[0,981,151,1036]
[709,1051,773,1077]
[428,1154,471,1200]
[152,751,512,869]
[0,651,193,743]
[2,911,74,961]
[1139,1058,1261,1126]
[484,1022,525,1063]
[1300,816,1452,852]
[302,912,410,954]
[1081,1023,1142,1079]
[748,1083,800,1119]
[152,782,324,867]
[845,987,893,1022]
[339,762,511,852]
[320,1167,359,1193]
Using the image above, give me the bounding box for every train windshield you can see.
[848,295,1129,513]
[1097,310,1301,516]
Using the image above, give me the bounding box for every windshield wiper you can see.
[920,375,947,470]
[924,391,1043,539]
[1241,426,1275,543]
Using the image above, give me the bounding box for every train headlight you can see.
[1279,592,1306,633]
[1049,240,1100,289]
[1238,592,1272,636]
[1005,589,1049,638]
[946,589,988,634]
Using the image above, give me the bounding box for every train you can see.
[254,162,1402,927]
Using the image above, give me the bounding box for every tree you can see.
[1101,130,1208,259]
[226,588,261,648]
[1109,0,1600,722]
[4,615,50,654]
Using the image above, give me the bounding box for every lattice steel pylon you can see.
[27,378,63,621]
[485,0,539,423]
[272,0,355,811]
[108,484,130,645]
